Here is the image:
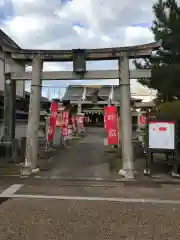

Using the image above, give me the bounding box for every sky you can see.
[0,0,157,100]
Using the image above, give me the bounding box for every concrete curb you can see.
[1,175,180,185]
[33,176,180,184]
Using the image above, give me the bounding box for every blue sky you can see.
[0,0,157,100]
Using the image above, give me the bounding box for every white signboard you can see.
[149,121,175,150]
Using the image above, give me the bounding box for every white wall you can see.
[0,121,45,140]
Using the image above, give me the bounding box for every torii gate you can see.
[1,38,161,178]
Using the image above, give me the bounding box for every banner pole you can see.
[45,115,50,150]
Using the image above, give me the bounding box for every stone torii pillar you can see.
[22,55,43,174]
[118,52,134,178]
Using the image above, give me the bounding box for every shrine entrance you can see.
[45,85,120,178]
[2,35,161,178]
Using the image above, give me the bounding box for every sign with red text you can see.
[149,121,175,149]
[104,106,119,145]
[47,101,58,143]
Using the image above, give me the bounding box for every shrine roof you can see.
[62,85,142,102]
[0,29,21,50]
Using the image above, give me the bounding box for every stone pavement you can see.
[36,127,176,183]
[0,180,180,239]
[47,127,111,178]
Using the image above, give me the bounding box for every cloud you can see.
[0,0,14,23]
[3,0,156,48]
[0,0,157,99]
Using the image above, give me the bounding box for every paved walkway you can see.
[48,128,111,178]
[0,181,180,239]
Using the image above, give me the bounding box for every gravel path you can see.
[0,198,180,239]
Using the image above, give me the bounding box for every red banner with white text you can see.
[104,106,119,145]
[47,101,58,143]
[61,111,69,136]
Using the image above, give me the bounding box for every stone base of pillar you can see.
[171,172,180,178]
[20,166,39,176]
[144,169,151,176]
[20,166,32,176]
[118,169,136,179]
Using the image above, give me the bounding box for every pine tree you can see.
[135,0,180,101]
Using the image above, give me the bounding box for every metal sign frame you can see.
[144,120,179,177]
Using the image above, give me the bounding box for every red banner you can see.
[71,116,76,131]
[140,115,146,124]
[61,111,69,136]
[79,116,84,129]
[47,101,58,143]
[104,106,118,145]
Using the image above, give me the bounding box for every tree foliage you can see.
[157,100,180,119]
[134,0,180,101]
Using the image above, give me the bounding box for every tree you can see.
[134,0,180,101]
